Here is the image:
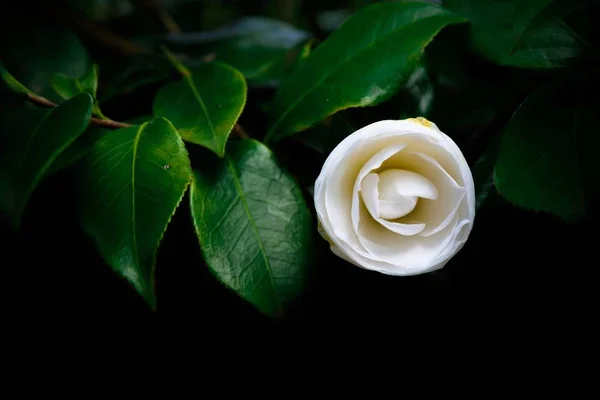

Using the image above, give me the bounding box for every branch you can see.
[233,123,249,139]
[27,93,132,129]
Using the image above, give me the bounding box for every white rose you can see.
[314,118,475,276]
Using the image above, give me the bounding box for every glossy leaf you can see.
[78,118,192,309]
[98,55,172,104]
[287,38,315,74]
[494,76,599,222]
[0,24,91,102]
[153,61,246,157]
[0,62,31,94]
[0,94,93,227]
[445,0,594,69]
[165,17,310,84]
[52,64,107,119]
[45,126,109,177]
[190,140,312,318]
[265,2,466,143]
[52,64,98,99]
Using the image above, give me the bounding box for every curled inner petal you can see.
[380,151,465,237]
[353,146,468,268]
[379,198,417,220]
[376,169,437,219]
[361,173,426,236]
[351,144,407,240]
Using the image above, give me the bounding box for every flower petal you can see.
[351,144,406,236]
[361,173,425,236]
[380,151,465,237]
[357,208,459,273]
[378,169,438,200]
[312,119,476,276]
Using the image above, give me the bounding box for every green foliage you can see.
[494,75,599,222]
[1,0,599,317]
[77,118,192,308]
[52,64,107,119]
[265,1,466,143]
[52,64,98,99]
[153,61,247,157]
[46,126,110,177]
[164,17,311,85]
[190,140,312,317]
[0,63,31,94]
[0,94,93,228]
[0,24,91,102]
[445,0,596,69]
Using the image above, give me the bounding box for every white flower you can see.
[314,118,475,276]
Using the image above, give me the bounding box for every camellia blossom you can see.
[314,118,475,276]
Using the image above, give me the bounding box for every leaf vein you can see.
[184,75,219,153]
[225,157,281,305]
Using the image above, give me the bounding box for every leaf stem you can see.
[233,124,249,139]
[26,92,133,129]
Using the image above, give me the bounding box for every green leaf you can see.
[52,64,107,119]
[51,75,80,99]
[0,24,91,102]
[0,62,31,94]
[287,38,316,74]
[165,17,311,84]
[153,61,247,157]
[52,64,99,99]
[444,0,595,69]
[97,55,171,104]
[190,140,312,318]
[45,126,109,177]
[265,1,466,143]
[494,76,599,222]
[127,116,154,125]
[78,118,192,309]
[0,93,93,227]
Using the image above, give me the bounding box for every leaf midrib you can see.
[267,8,460,139]
[225,156,281,306]
[184,75,220,154]
[130,122,146,269]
